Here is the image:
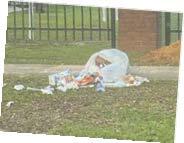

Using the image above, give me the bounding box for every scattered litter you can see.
[56,85,67,92]
[65,81,79,90]
[14,84,25,91]
[41,89,53,95]
[41,86,54,95]
[121,75,149,87]
[27,86,54,95]
[27,87,42,91]
[6,101,14,108]
[49,69,72,86]
[56,80,79,92]
[135,76,149,84]
[3,83,7,87]
[80,84,95,88]
[95,76,105,92]
[77,74,96,86]
[14,49,149,95]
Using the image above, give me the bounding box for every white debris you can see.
[41,89,53,95]
[56,81,79,92]
[56,86,67,92]
[41,86,54,95]
[6,101,14,108]
[80,85,95,88]
[14,84,25,91]
[27,86,54,95]
[26,87,41,91]
[65,81,79,90]
[49,69,71,86]
[3,83,7,87]
[135,76,150,83]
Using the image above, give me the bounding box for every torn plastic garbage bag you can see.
[84,49,129,83]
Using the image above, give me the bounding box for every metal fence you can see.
[7,1,183,48]
[7,1,117,48]
[165,12,183,45]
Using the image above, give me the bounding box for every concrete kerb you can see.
[4,64,179,80]
[129,66,179,80]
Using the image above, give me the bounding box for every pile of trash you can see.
[140,40,181,65]
[14,49,149,95]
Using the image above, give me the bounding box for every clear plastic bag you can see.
[84,49,129,82]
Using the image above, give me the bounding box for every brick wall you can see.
[118,9,159,51]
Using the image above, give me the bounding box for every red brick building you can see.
[118,9,160,51]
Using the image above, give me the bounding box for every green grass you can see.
[1,75,177,143]
[5,42,111,65]
[5,42,149,65]
[5,41,180,66]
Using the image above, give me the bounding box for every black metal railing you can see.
[7,1,117,48]
[165,12,183,45]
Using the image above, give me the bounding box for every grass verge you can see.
[5,42,150,66]
[1,75,177,143]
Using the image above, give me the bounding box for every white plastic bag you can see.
[14,84,25,91]
[84,49,129,82]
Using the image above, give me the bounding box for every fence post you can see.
[47,4,50,41]
[28,2,34,40]
[178,13,181,39]
[115,9,118,21]
[32,3,34,40]
[102,8,106,22]
[13,1,16,41]
[89,7,92,41]
[165,12,171,46]
[28,3,31,39]
[111,8,116,48]
[98,8,101,40]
